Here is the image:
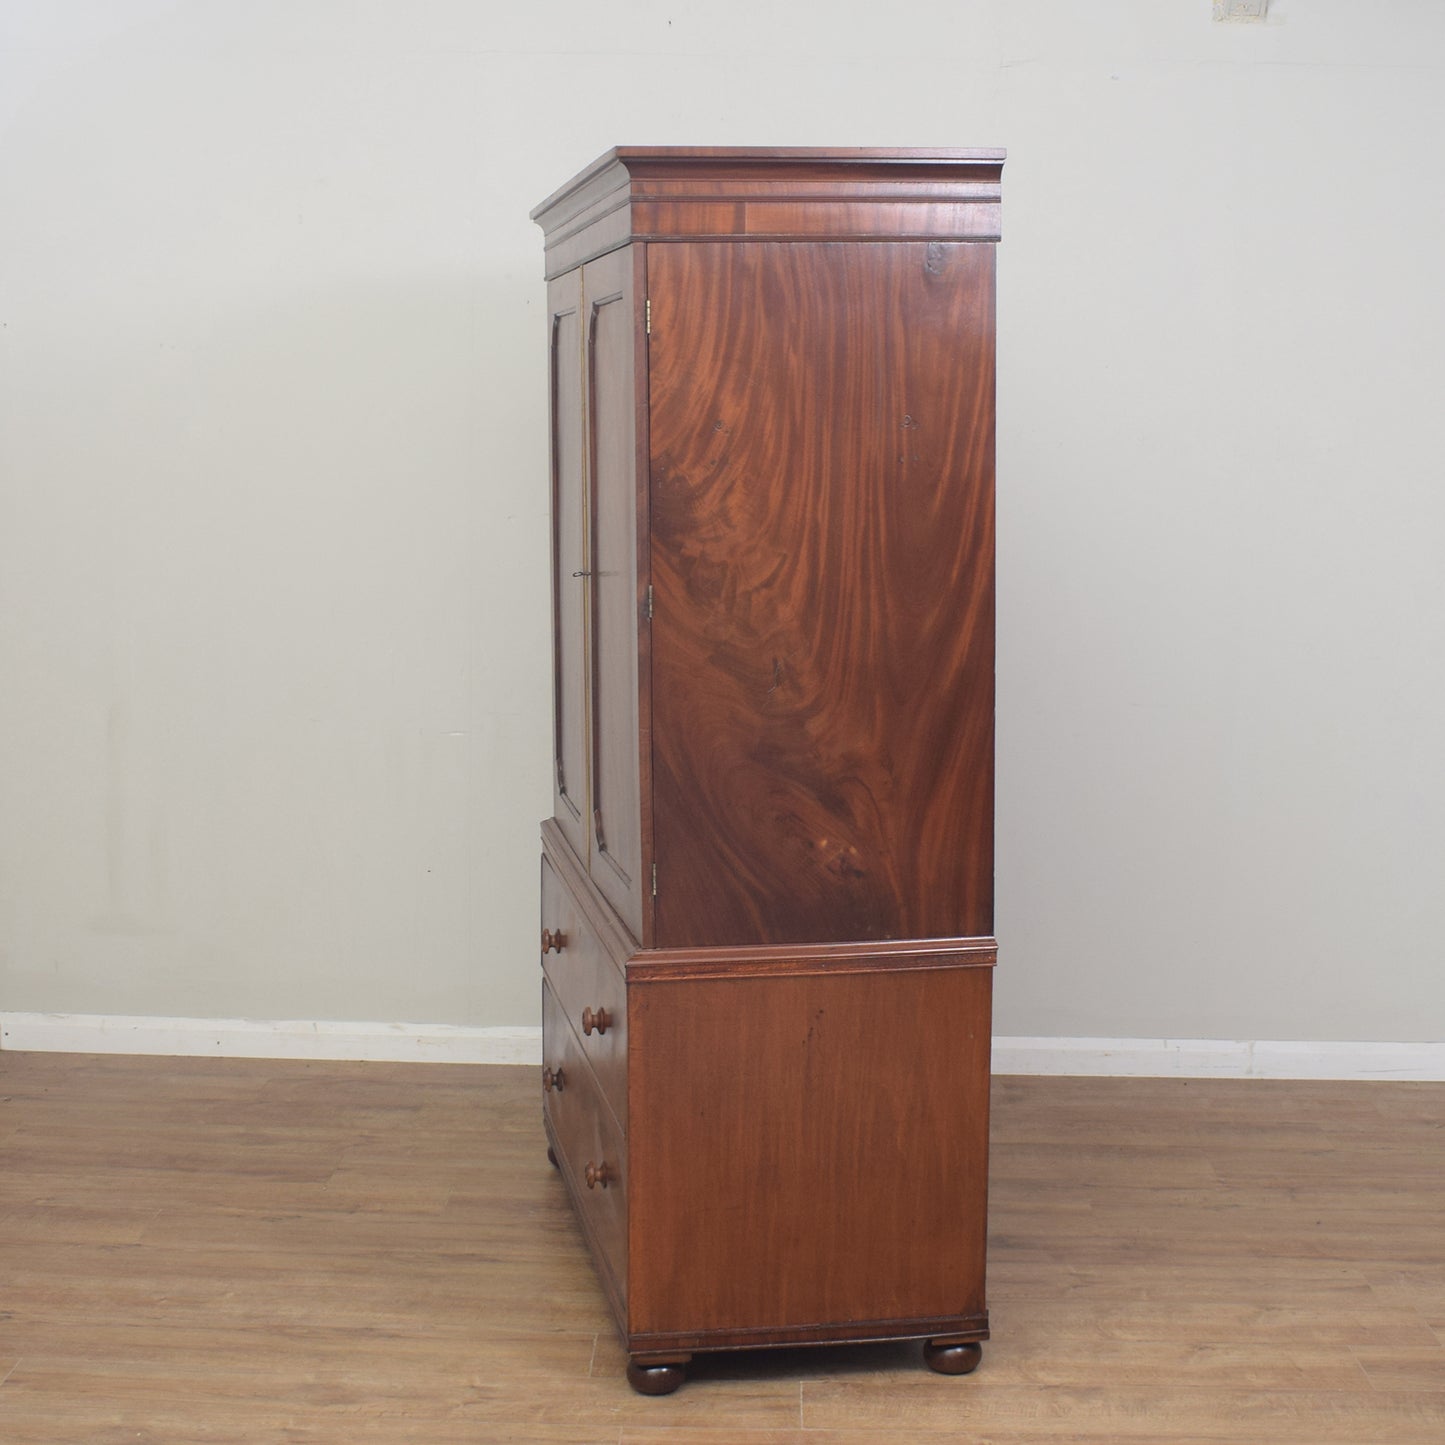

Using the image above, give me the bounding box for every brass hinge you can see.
[651,861,657,898]
[646,584,654,620]
[645,298,651,335]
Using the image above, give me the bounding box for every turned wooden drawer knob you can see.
[581,1006,611,1037]
[542,1066,565,1093]
[585,1160,614,1189]
[541,928,566,954]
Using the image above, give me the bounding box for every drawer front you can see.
[542,978,628,1302]
[540,854,628,1128]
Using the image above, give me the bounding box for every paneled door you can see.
[547,271,588,864]
[548,247,646,940]
[581,247,645,940]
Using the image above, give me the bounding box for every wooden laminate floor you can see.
[1,1054,1442,1443]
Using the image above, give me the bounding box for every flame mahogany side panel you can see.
[647,240,995,949]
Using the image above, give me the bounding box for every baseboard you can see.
[4,1017,1441,1079]
[0,1013,542,1064]
[991,1036,1445,1081]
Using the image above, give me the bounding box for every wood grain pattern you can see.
[626,965,992,1344]
[648,240,995,949]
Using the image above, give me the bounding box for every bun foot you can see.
[924,1339,982,1376]
[626,1357,689,1395]
[546,1145,559,1169]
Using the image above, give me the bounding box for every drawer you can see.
[542,977,628,1305]
[540,854,628,1128]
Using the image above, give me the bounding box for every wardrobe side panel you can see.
[648,241,996,948]
[627,964,992,1340]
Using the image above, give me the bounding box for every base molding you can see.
[991,1036,1445,1081]
[0,1012,540,1064]
[628,1312,989,1355]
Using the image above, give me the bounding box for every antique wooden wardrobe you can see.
[531,147,1002,1395]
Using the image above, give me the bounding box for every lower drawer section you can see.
[625,961,992,1345]
[542,977,628,1315]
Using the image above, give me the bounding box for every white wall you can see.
[1,1,1442,1041]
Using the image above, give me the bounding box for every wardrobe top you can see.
[531,147,1005,278]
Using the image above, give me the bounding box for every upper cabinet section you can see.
[529,147,1004,280]
[535,148,1003,953]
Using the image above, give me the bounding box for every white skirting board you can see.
[990,1036,1445,1081]
[0,1013,542,1064]
[3,1016,1444,1079]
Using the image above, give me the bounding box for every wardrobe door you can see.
[581,247,645,939]
[547,272,590,861]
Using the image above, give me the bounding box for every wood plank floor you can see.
[1,1054,1442,1443]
